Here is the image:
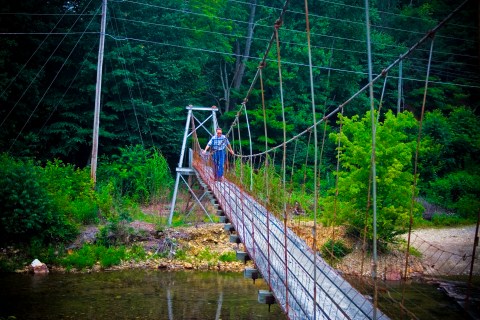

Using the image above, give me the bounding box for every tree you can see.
[322,110,419,247]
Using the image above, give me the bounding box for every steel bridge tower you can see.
[168,105,219,226]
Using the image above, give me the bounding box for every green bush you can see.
[61,244,126,270]
[42,159,98,224]
[321,239,351,260]
[97,145,173,204]
[97,219,133,247]
[99,246,126,268]
[126,245,147,261]
[428,171,479,219]
[430,214,467,226]
[0,154,77,245]
[62,245,98,269]
[219,251,236,262]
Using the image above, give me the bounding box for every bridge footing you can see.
[244,267,262,283]
[236,251,251,263]
[224,223,235,232]
[258,290,276,311]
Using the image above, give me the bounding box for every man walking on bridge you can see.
[203,127,234,182]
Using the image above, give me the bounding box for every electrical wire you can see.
[1,0,97,129]
[109,15,479,70]
[104,34,480,89]
[7,1,100,150]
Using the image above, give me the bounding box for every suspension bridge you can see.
[166,1,479,319]
[168,105,392,319]
[194,149,388,319]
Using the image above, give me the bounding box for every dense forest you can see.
[0,0,479,264]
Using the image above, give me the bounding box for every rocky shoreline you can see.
[23,222,479,280]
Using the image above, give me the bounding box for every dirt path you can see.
[328,225,480,279]
[402,225,479,276]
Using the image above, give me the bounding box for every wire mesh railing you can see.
[193,150,389,320]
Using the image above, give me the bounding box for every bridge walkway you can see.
[193,153,389,320]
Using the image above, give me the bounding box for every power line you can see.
[7,2,100,150]
[0,12,99,16]
[312,0,476,30]
[106,34,480,90]
[1,0,98,129]
[110,16,479,74]
[226,0,477,42]
[107,7,145,147]
[110,0,478,59]
[0,32,99,35]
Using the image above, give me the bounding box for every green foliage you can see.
[196,247,216,262]
[322,111,419,247]
[61,244,126,270]
[97,145,172,205]
[0,154,78,245]
[125,245,147,262]
[321,239,351,260]
[428,171,480,219]
[219,251,237,262]
[231,156,286,217]
[42,159,98,224]
[420,108,480,219]
[430,214,471,227]
[97,219,134,247]
[99,246,126,268]
[62,245,98,270]
[174,249,187,260]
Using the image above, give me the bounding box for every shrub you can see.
[61,244,126,270]
[97,145,173,204]
[126,245,147,261]
[97,219,133,247]
[99,246,126,268]
[430,214,466,226]
[42,159,98,224]
[428,171,479,219]
[62,245,98,269]
[0,154,77,245]
[219,251,236,262]
[321,239,351,260]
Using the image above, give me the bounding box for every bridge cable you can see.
[38,32,99,135]
[109,8,145,147]
[303,1,319,317]
[226,0,290,138]
[364,0,379,317]
[120,17,154,146]
[242,102,254,191]
[106,16,134,144]
[0,11,69,102]
[402,34,436,311]
[259,65,273,289]
[234,0,471,157]
[273,14,291,316]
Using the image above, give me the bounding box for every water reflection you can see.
[0,270,286,319]
[2,270,477,319]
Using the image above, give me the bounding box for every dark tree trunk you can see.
[232,0,256,90]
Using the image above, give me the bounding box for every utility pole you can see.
[91,0,107,185]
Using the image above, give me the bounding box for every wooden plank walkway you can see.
[194,158,389,320]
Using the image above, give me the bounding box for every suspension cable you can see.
[402,34,436,310]
[235,0,471,160]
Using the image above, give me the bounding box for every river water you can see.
[0,270,285,319]
[0,270,477,319]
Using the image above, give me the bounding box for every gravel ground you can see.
[402,225,480,276]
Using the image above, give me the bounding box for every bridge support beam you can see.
[168,105,219,226]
